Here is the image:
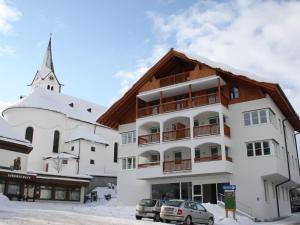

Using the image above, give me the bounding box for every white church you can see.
[0,38,119,202]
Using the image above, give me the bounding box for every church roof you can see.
[65,126,108,145]
[0,117,32,149]
[3,88,107,125]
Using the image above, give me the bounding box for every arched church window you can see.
[52,130,60,153]
[47,85,50,90]
[25,127,34,143]
[51,86,54,91]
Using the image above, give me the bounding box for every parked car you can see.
[135,199,165,222]
[160,200,214,225]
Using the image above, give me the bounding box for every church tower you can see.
[29,36,62,93]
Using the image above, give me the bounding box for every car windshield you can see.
[139,199,156,207]
[165,200,183,207]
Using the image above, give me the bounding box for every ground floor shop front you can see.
[0,169,91,202]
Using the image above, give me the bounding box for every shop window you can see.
[25,126,34,143]
[193,185,203,202]
[52,130,60,153]
[69,188,81,201]
[40,186,52,200]
[7,182,20,195]
[55,187,66,200]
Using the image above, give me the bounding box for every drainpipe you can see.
[289,132,300,212]
[275,119,291,217]
[77,139,81,174]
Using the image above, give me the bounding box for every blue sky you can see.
[1,0,300,113]
[0,0,194,107]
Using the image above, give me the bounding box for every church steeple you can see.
[30,35,62,93]
[40,35,55,76]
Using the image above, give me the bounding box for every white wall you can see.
[0,149,28,172]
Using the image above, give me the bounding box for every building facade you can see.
[1,38,119,200]
[98,49,300,221]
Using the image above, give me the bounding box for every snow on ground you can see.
[0,193,300,225]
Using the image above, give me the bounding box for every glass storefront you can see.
[40,186,52,200]
[69,188,81,201]
[152,182,192,200]
[7,182,20,195]
[0,180,4,193]
[55,187,67,200]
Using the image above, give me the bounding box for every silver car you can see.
[136,199,165,222]
[160,200,214,225]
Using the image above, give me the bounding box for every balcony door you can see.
[174,152,182,164]
[210,146,219,159]
[176,122,186,139]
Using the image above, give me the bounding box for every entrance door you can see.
[24,184,35,200]
[203,183,217,204]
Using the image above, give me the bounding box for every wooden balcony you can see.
[137,92,228,118]
[138,133,160,145]
[193,124,220,137]
[195,155,233,162]
[163,159,192,172]
[160,71,191,87]
[194,155,222,162]
[138,162,160,168]
[163,128,190,142]
[224,124,231,137]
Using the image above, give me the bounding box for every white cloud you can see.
[114,0,300,114]
[0,0,21,34]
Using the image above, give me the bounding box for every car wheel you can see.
[136,216,142,220]
[207,217,214,225]
[153,214,160,222]
[184,216,192,225]
[164,219,170,223]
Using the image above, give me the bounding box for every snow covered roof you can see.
[65,126,108,145]
[43,152,78,160]
[0,117,32,148]
[3,88,107,124]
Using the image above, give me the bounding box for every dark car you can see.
[135,199,165,222]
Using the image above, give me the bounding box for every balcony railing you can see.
[162,98,189,113]
[163,159,192,172]
[193,124,220,137]
[194,155,233,162]
[138,92,228,118]
[138,162,160,168]
[194,155,222,162]
[163,128,190,142]
[138,133,160,145]
[160,71,191,87]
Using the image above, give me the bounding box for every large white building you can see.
[98,49,300,221]
[1,38,119,201]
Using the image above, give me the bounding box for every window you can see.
[121,131,136,144]
[55,187,66,200]
[195,148,201,159]
[69,103,74,107]
[47,85,50,90]
[193,185,202,202]
[91,146,95,152]
[273,140,281,159]
[246,140,272,157]
[247,143,254,157]
[278,118,282,133]
[114,142,118,163]
[151,127,160,134]
[121,157,136,170]
[90,159,94,165]
[71,146,74,151]
[40,186,52,200]
[194,120,199,127]
[151,154,159,162]
[230,86,239,99]
[243,109,273,126]
[87,108,92,112]
[52,130,60,153]
[25,127,34,143]
[269,110,276,127]
[51,86,54,91]
[69,188,81,201]
[62,159,68,164]
[263,141,271,155]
